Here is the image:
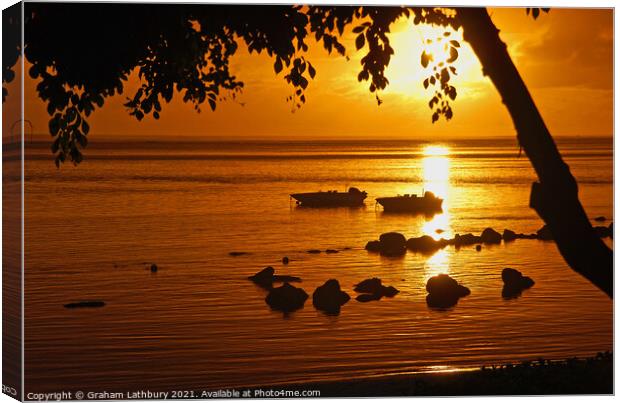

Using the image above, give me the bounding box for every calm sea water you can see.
[23,137,612,392]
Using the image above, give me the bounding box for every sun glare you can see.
[381,17,483,98]
[423,145,450,156]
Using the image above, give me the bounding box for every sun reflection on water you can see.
[423,249,450,279]
[421,145,452,240]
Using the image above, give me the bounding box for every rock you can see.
[282,256,289,264]
[312,279,350,314]
[265,283,308,313]
[356,293,383,303]
[475,245,482,252]
[406,235,445,253]
[354,278,399,302]
[325,249,339,254]
[594,216,606,222]
[501,268,535,299]
[536,225,553,240]
[229,251,249,257]
[354,277,383,294]
[480,228,502,244]
[307,249,321,254]
[425,274,470,309]
[150,263,158,273]
[453,233,482,247]
[64,301,105,309]
[594,226,611,238]
[365,240,382,252]
[381,285,399,297]
[502,229,518,242]
[248,266,275,282]
[378,232,407,256]
[519,233,538,240]
[248,266,301,289]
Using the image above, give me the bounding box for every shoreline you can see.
[256,353,613,397]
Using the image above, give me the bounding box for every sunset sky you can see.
[6,7,614,140]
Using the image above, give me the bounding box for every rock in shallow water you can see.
[453,233,482,247]
[425,274,470,309]
[502,229,517,242]
[501,268,535,299]
[248,266,301,289]
[481,228,502,244]
[406,235,446,253]
[354,278,399,302]
[378,232,407,256]
[265,282,308,313]
[312,279,350,315]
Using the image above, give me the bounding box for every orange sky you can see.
[5,7,614,140]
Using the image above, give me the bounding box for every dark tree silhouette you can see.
[2,4,612,297]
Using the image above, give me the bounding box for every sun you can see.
[423,145,450,156]
[381,17,483,98]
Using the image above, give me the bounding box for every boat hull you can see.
[291,192,367,207]
[376,196,443,213]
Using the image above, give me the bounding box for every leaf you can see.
[208,99,216,111]
[352,26,365,33]
[274,58,283,74]
[81,120,89,135]
[423,78,429,89]
[49,116,60,136]
[447,47,458,63]
[355,33,365,50]
[421,51,430,68]
[308,63,316,79]
[432,112,439,123]
[450,40,460,48]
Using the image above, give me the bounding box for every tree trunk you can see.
[458,8,613,298]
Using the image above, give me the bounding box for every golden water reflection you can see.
[423,249,450,279]
[421,146,452,278]
[421,146,452,241]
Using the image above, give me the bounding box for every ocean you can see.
[22,136,612,392]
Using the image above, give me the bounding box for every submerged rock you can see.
[354,278,400,302]
[378,232,407,256]
[265,283,308,313]
[481,228,502,244]
[502,268,535,299]
[594,216,606,222]
[312,279,350,315]
[609,222,613,239]
[453,233,482,247]
[354,277,384,294]
[64,301,105,309]
[502,229,518,242]
[536,225,553,241]
[248,266,301,289]
[365,240,382,252]
[325,249,339,254]
[229,251,250,257]
[307,249,322,254]
[282,256,289,265]
[425,274,470,309]
[406,235,445,253]
[150,263,158,273]
[475,244,482,252]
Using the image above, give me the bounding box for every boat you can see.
[291,187,368,207]
[376,191,443,214]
